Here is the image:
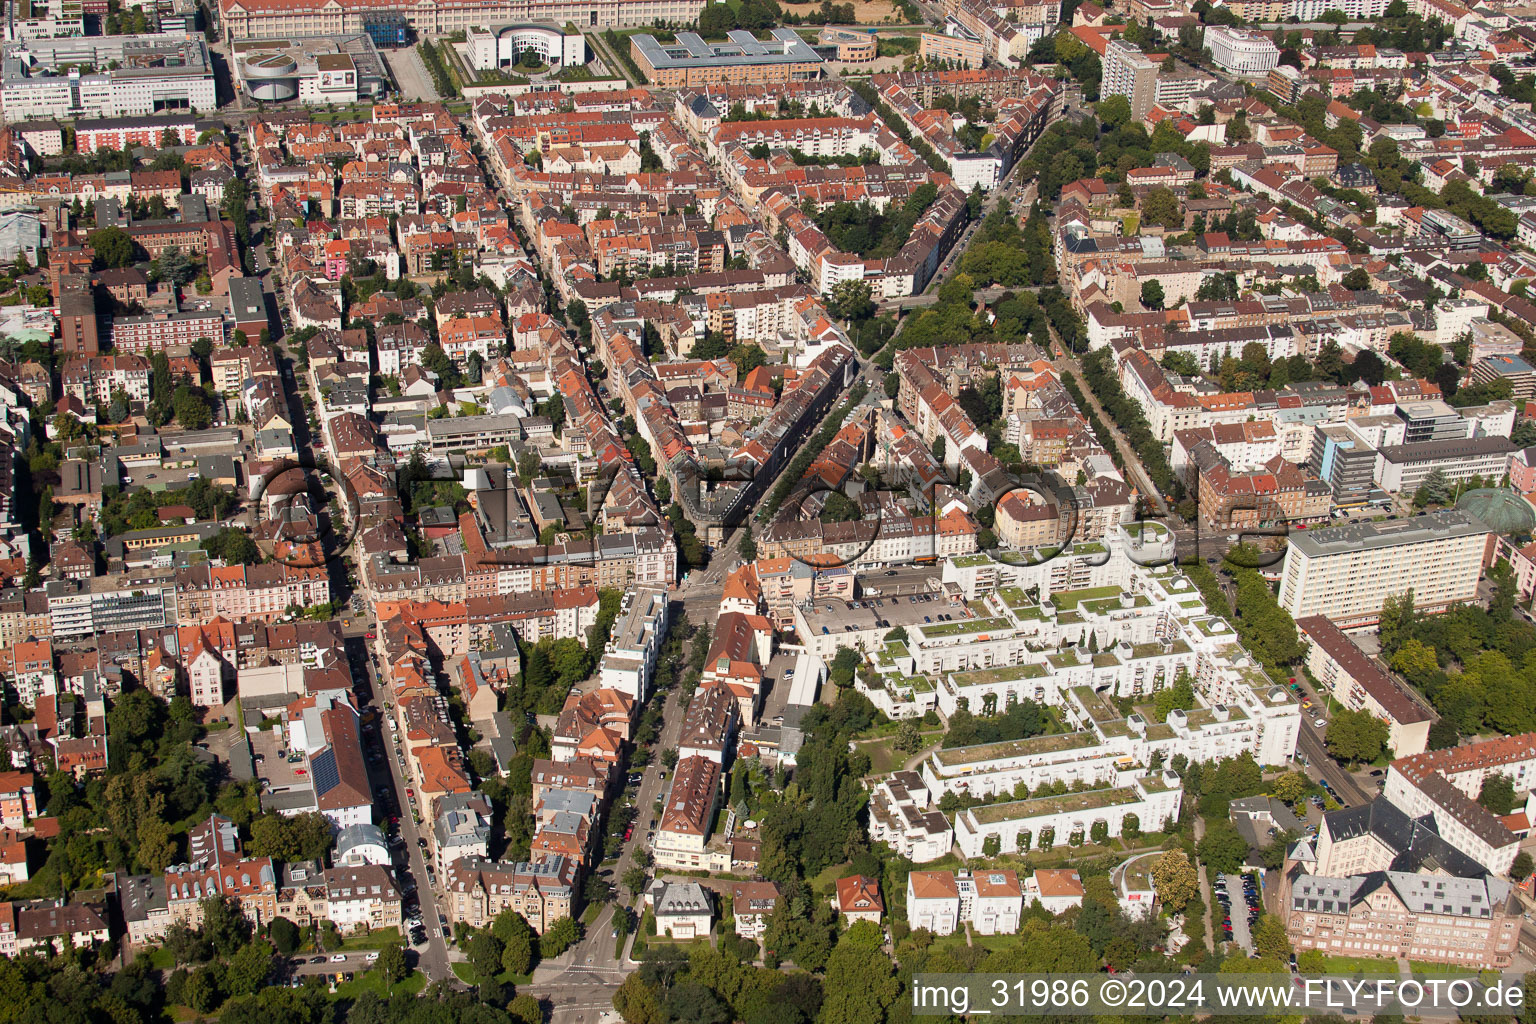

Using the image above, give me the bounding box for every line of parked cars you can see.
[1214,874,1260,946]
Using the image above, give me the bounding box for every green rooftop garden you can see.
[1051,585,1122,610]
[1119,852,1159,891]
[922,616,1011,638]
[935,730,1097,766]
[966,785,1139,824]
[950,663,1049,687]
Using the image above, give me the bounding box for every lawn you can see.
[1408,960,1481,975]
[853,731,940,775]
[450,963,535,987]
[1315,954,1401,975]
[930,927,1018,954]
[809,860,855,897]
[337,927,402,950]
[332,969,428,1000]
[582,902,603,926]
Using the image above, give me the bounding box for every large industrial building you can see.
[218,0,707,43]
[1,36,216,119]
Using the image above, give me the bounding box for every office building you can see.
[918,23,984,68]
[1,37,216,119]
[1472,354,1536,402]
[1204,26,1279,76]
[630,29,823,87]
[1374,436,1514,494]
[1278,510,1490,628]
[465,24,586,71]
[1309,424,1381,505]
[1102,39,1159,121]
[1279,869,1520,968]
[231,34,389,105]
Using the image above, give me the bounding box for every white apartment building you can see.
[916,680,1296,801]
[1102,40,1159,121]
[868,770,954,863]
[1296,616,1431,758]
[953,771,1182,859]
[1278,510,1490,628]
[1204,26,1280,76]
[906,868,1024,936]
[597,587,669,703]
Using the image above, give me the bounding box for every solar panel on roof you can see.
[311,748,340,796]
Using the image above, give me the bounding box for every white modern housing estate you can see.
[1278,511,1490,628]
[869,770,954,863]
[952,770,1182,858]
[859,548,1299,866]
[920,683,1293,803]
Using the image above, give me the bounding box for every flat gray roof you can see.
[1286,509,1489,558]
[1377,436,1514,464]
[632,28,822,70]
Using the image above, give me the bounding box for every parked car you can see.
[329,954,347,963]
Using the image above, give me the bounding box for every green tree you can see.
[1252,914,1292,958]
[1378,590,1415,655]
[1511,850,1533,880]
[1140,187,1182,230]
[819,922,900,1024]
[1413,467,1452,507]
[88,226,136,268]
[1149,849,1198,910]
[1141,279,1166,310]
[1341,267,1371,290]
[1273,771,1311,806]
[614,974,664,1024]
[1096,93,1132,128]
[820,492,861,523]
[247,812,333,862]
[374,941,407,989]
[1325,707,1390,766]
[540,916,579,958]
[1478,772,1518,814]
[201,895,253,957]
[1196,818,1249,875]
[223,938,275,999]
[464,929,503,982]
[267,917,300,955]
[827,280,876,322]
[499,925,534,976]
[1153,672,1196,722]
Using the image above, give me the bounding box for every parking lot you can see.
[1215,872,1259,953]
[250,727,308,791]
